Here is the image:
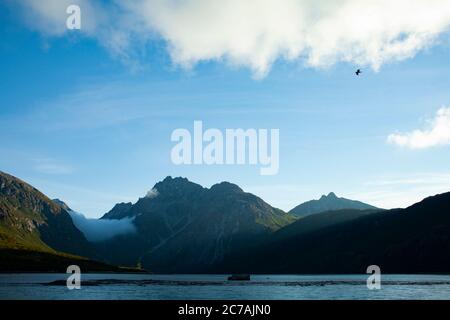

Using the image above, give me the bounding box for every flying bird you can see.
[355,69,362,76]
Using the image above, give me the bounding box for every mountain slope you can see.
[0,171,93,257]
[0,171,144,272]
[98,177,296,272]
[269,208,380,244]
[289,192,378,218]
[222,192,450,274]
[102,202,133,220]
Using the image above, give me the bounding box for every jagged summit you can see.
[209,181,243,194]
[320,192,337,200]
[152,176,204,198]
[101,202,133,220]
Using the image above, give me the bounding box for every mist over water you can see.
[68,210,136,242]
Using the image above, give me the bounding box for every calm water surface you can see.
[1,274,450,300]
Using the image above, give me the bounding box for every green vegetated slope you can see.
[0,171,130,272]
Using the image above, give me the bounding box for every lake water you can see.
[1,274,450,300]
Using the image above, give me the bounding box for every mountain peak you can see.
[320,192,337,200]
[152,176,204,198]
[53,199,72,211]
[290,193,378,218]
[111,202,133,211]
[101,202,133,220]
[162,176,192,182]
[158,176,191,185]
[210,181,243,193]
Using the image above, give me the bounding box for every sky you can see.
[1,0,450,217]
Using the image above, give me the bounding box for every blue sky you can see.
[2,1,450,217]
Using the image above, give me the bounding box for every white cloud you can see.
[68,210,136,242]
[15,0,450,77]
[388,107,450,149]
[145,187,159,198]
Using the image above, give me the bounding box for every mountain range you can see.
[96,177,295,272]
[219,192,450,274]
[2,170,450,274]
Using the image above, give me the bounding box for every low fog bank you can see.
[68,210,136,242]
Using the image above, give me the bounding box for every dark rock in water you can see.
[42,277,450,287]
[228,274,250,281]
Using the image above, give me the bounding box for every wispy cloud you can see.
[9,79,326,132]
[34,158,74,175]
[388,106,450,149]
[15,82,160,132]
[365,173,450,187]
[353,172,450,208]
[14,0,450,77]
